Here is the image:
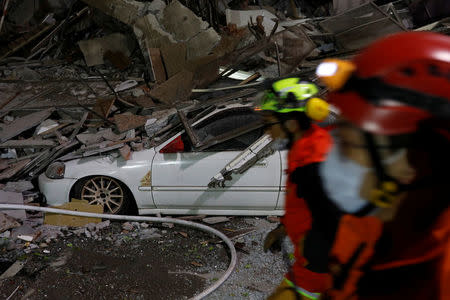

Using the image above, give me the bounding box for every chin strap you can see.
[363,133,401,208]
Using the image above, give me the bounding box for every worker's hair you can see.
[277,111,312,131]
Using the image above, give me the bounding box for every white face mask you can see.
[319,138,406,214]
[319,144,370,213]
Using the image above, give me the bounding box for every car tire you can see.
[71,176,136,215]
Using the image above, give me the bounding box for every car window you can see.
[184,107,263,152]
[204,128,264,151]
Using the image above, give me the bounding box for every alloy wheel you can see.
[81,176,124,214]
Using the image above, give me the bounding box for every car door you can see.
[151,107,282,213]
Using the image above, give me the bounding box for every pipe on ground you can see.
[0,204,237,300]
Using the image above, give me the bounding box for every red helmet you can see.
[319,32,450,135]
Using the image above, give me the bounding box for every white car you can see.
[39,103,287,216]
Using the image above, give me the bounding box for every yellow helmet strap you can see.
[364,132,402,207]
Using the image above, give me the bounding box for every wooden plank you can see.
[44,199,103,227]
[92,98,115,119]
[148,70,193,105]
[0,139,56,148]
[160,41,187,78]
[0,159,31,180]
[113,113,148,133]
[148,48,167,84]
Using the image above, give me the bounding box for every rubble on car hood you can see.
[0,0,447,214]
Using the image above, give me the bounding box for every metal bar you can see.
[0,0,11,35]
[177,110,201,148]
[274,42,281,77]
[95,69,136,107]
[238,74,261,86]
[68,112,89,141]
[76,102,115,126]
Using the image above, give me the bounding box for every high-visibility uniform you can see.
[272,124,332,299]
[326,205,450,299]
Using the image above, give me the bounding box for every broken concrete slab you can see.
[11,224,36,239]
[0,108,54,143]
[81,143,124,158]
[76,128,126,145]
[0,261,26,280]
[0,212,20,233]
[44,200,103,227]
[0,191,26,220]
[35,224,64,242]
[3,181,34,193]
[95,220,110,231]
[78,33,132,67]
[134,13,176,48]
[144,108,177,137]
[122,222,134,231]
[76,131,105,145]
[139,228,162,240]
[148,0,166,16]
[102,129,128,142]
[148,70,193,105]
[186,28,221,60]
[161,0,209,41]
[113,113,148,133]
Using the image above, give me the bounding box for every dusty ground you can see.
[0,217,290,300]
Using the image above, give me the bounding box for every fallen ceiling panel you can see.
[0,108,55,143]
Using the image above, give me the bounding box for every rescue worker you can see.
[259,77,333,299]
[296,31,450,299]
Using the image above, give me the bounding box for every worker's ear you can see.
[284,119,300,133]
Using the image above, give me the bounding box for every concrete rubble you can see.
[0,1,448,284]
[0,0,443,202]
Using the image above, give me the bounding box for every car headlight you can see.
[45,162,66,179]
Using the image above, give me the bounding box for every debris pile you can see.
[0,0,447,206]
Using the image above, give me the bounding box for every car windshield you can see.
[188,107,263,151]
